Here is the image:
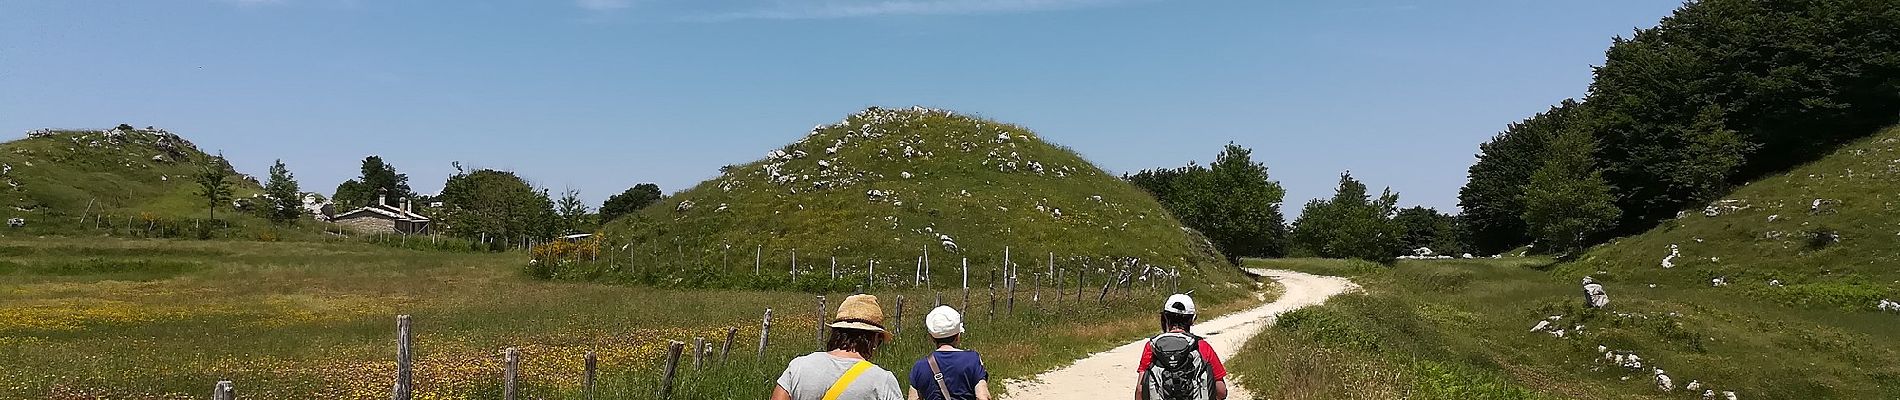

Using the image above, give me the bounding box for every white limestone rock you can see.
[1662,244,1680,268]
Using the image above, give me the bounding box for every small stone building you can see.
[332,196,431,235]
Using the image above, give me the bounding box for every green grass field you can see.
[1230,257,1900,399]
[0,236,1268,399]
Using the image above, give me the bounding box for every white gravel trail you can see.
[1001,269,1360,400]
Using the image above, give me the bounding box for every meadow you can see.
[0,236,1266,399]
[1227,257,1900,399]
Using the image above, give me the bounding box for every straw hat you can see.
[829,294,893,340]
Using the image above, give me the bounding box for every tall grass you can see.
[0,236,1265,399]
[1228,257,1900,399]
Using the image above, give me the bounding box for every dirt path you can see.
[1001,269,1359,400]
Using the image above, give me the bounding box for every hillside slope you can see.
[1562,125,1900,309]
[592,107,1238,287]
[0,125,262,225]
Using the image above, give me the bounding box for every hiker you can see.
[907,306,992,400]
[1582,277,1609,308]
[1136,294,1227,400]
[771,294,905,400]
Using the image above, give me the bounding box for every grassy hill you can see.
[1559,125,1900,310]
[1230,126,1900,399]
[579,107,1240,289]
[0,125,264,230]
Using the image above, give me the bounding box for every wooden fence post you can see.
[961,258,970,311]
[1033,272,1041,304]
[720,327,739,365]
[815,296,827,352]
[831,257,837,280]
[790,250,798,282]
[395,315,413,400]
[503,347,519,400]
[584,351,597,400]
[1007,266,1016,316]
[1099,273,1114,302]
[211,381,234,400]
[1172,267,1180,293]
[757,309,773,362]
[660,341,684,400]
[893,295,905,336]
[755,245,762,275]
[693,337,706,370]
[1077,267,1084,303]
[987,269,997,322]
[867,260,875,288]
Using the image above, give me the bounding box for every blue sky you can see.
[0,0,1683,214]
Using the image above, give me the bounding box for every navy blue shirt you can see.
[908,350,988,400]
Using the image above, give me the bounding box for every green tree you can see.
[1289,172,1401,262]
[1457,100,1580,255]
[1127,143,1289,260]
[555,188,594,234]
[1587,0,1898,234]
[332,156,413,208]
[262,159,303,223]
[194,154,235,220]
[1521,128,1622,254]
[1393,206,1461,256]
[437,169,557,245]
[600,183,663,224]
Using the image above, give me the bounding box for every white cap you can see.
[925,306,965,339]
[1163,294,1196,315]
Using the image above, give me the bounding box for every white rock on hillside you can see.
[1662,244,1681,268]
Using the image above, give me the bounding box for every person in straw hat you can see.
[771,294,905,400]
[906,305,991,400]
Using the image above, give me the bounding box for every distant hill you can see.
[0,125,262,226]
[592,107,1239,286]
[1561,124,1900,309]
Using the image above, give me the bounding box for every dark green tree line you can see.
[1289,172,1401,262]
[1126,143,1289,261]
[1460,0,1900,253]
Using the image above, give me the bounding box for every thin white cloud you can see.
[577,0,635,11]
[692,0,1142,22]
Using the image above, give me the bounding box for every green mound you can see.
[0,125,262,225]
[591,107,1236,287]
[1562,125,1900,309]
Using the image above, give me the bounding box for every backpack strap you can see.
[822,360,875,400]
[926,353,955,400]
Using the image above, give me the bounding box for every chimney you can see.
[378,194,387,208]
[403,198,412,213]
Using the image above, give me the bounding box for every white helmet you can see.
[1162,294,1196,315]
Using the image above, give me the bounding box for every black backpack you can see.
[1141,332,1213,400]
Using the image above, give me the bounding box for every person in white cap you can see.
[772,294,904,400]
[1136,293,1227,400]
[907,306,991,400]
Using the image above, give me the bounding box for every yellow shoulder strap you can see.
[821,361,876,400]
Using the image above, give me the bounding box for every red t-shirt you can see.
[1136,336,1227,381]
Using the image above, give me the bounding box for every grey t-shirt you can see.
[775,352,904,400]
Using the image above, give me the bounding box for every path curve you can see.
[1001,269,1359,400]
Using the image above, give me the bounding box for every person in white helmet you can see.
[1136,293,1227,400]
[907,305,991,400]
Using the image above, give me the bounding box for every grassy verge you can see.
[1228,257,1900,399]
[0,237,1268,399]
